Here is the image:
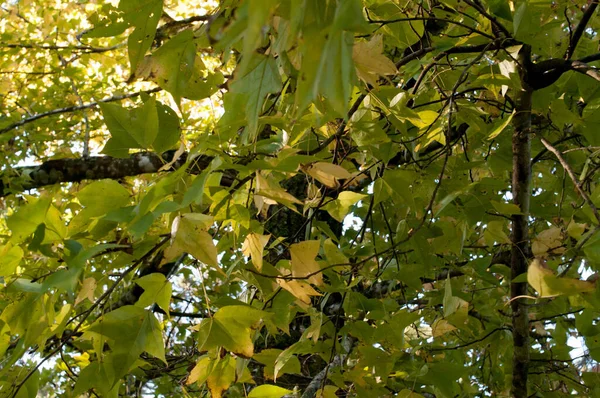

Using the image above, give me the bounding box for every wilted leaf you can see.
[532,227,565,257]
[301,162,352,188]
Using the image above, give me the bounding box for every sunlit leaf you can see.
[193,306,271,358]
[135,273,172,316]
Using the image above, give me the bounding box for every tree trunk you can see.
[510,48,533,398]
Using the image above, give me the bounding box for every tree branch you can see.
[565,0,599,60]
[540,137,600,224]
[0,87,162,136]
[569,60,600,82]
[0,151,223,197]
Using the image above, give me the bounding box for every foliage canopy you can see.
[1,0,600,397]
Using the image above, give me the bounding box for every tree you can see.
[1,0,600,396]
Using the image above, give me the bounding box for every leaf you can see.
[153,102,181,153]
[353,35,397,85]
[193,306,270,358]
[186,356,213,385]
[0,244,23,277]
[75,277,97,306]
[290,240,323,286]
[124,0,162,71]
[77,179,130,216]
[301,162,352,188]
[490,200,522,215]
[276,279,321,304]
[7,197,51,244]
[255,172,302,210]
[135,30,222,101]
[243,0,279,61]
[219,54,281,141]
[324,191,366,222]
[206,356,237,398]
[296,30,355,117]
[100,99,175,156]
[483,221,511,245]
[487,110,514,140]
[164,214,219,269]
[86,306,166,380]
[249,385,293,398]
[432,319,457,337]
[567,221,587,240]
[135,273,172,316]
[532,227,565,257]
[242,233,271,271]
[528,258,595,298]
[253,349,301,380]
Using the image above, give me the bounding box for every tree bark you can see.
[510,49,533,398]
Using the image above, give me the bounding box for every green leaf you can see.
[487,110,514,140]
[86,306,166,380]
[7,197,51,244]
[193,305,271,358]
[219,54,282,141]
[124,0,162,71]
[243,0,278,60]
[77,179,130,216]
[135,273,172,316]
[253,349,301,380]
[324,191,366,222]
[164,213,219,269]
[488,0,512,20]
[490,200,522,215]
[248,385,293,398]
[100,98,174,156]
[153,102,181,152]
[295,30,355,117]
[0,244,23,277]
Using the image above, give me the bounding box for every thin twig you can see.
[540,137,600,224]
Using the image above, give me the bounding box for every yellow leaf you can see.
[528,258,595,298]
[528,258,561,297]
[290,240,322,286]
[164,214,220,270]
[532,226,565,257]
[255,172,302,210]
[277,279,321,304]
[206,356,236,398]
[301,162,352,188]
[186,356,212,385]
[75,277,97,306]
[431,319,457,337]
[242,233,271,271]
[353,35,397,86]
